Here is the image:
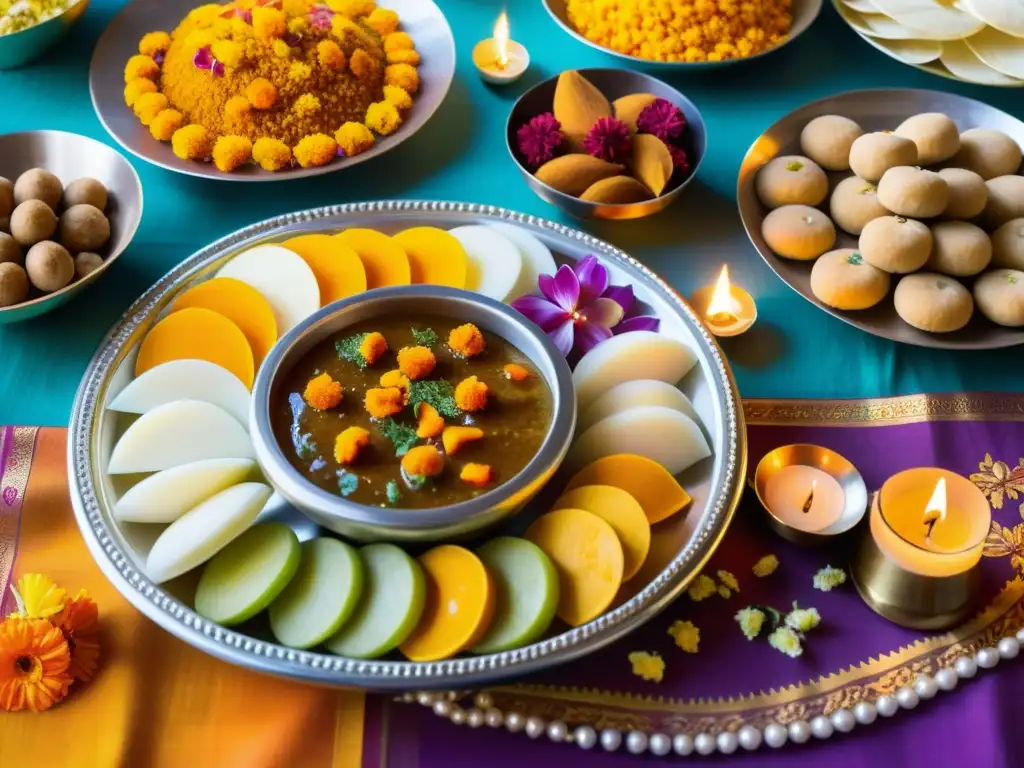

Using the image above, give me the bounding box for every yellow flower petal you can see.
[12,574,67,620]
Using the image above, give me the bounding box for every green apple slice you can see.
[326,544,426,659]
[472,537,559,654]
[194,523,300,626]
[268,538,364,649]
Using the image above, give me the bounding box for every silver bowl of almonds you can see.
[0,130,143,323]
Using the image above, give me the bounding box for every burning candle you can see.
[870,468,991,578]
[689,265,757,337]
[763,465,846,533]
[472,12,530,85]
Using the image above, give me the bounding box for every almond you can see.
[632,134,674,197]
[612,93,658,132]
[553,70,612,152]
[535,154,625,197]
[580,176,653,204]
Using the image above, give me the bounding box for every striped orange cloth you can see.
[0,428,365,768]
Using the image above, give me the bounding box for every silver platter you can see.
[88,0,455,182]
[67,201,745,690]
[738,88,1024,350]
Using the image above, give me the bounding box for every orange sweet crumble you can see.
[379,369,410,399]
[366,8,399,35]
[384,32,414,53]
[317,40,347,70]
[416,402,445,439]
[503,363,529,381]
[448,323,486,358]
[397,346,436,380]
[334,426,370,464]
[294,133,338,167]
[212,135,253,172]
[382,84,412,111]
[386,48,420,66]
[124,78,158,108]
[171,124,214,161]
[335,121,375,157]
[246,78,279,110]
[139,31,172,58]
[442,426,484,456]
[134,93,169,126]
[401,444,445,478]
[358,331,389,365]
[385,63,419,93]
[303,372,343,410]
[364,387,404,419]
[455,376,488,412]
[460,463,492,487]
[150,109,185,141]
[349,48,377,79]
[124,54,160,82]
[364,101,401,136]
[252,137,292,171]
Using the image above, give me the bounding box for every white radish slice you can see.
[146,482,272,583]
[962,0,1024,38]
[578,379,700,433]
[857,34,943,64]
[218,245,320,335]
[869,0,985,40]
[841,0,879,12]
[941,40,1024,86]
[108,400,254,474]
[486,222,558,302]
[568,405,712,476]
[572,330,697,409]
[448,225,524,302]
[107,359,251,427]
[836,3,942,40]
[966,27,1024,80]
[114,458,256,523]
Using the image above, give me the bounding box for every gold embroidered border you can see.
[0,427,39,612]
[744,392,1024,427]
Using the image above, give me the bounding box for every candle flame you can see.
[923,477,947,540]
[706,265,740,323]
[494,11,510,68]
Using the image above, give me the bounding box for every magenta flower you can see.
[234,7,253,24]
[636,98,686,142]
[193,46,225,77]
[667,143,690,174]
[516,112,564,168]
[584,116,631,163]
[309,5,334,30]
[511,255,660,357]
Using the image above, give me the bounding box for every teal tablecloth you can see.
[1,0,1023,426]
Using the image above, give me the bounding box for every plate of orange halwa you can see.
[89,0,455,181]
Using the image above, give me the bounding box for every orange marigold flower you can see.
[211,39,244,68]
[365,101,401,136]
[382,84,412,110]
[448,323,486,358]
[416,402,444,439]
[124,77,157,108]
[124,54,159,83]
[366,7,399,35]
[303,372,343,410]
[53,590,100,683]
[138,31,171,57]
[387,48,420,66]
[334,426,371,464]
[455,375,488,412]
[442,426,484,456]
[364,387,404,419]
[0,617,72,712]
[212,135,253,172]
[252,6,287,40]
[359,331,389,364]
[401,444,444,478]
[397,346,435,380]
[503,363,530,381]
[294,133,338,168]
[149,109,184,141]
[328,0,376,17]
[384,31,414,53]
[134,92,169,126]
[287,15,310,35]
[294,93,321,117]
[224,95,253,128]
[273,38,293,58]
[246,77,278,109]
[460,463,492,487]
[385,63,419,93]
[171,124,213,161]
[252,137,292,171]
[335,121,375,157]
[283,0,312,16]
[317,39,346,70]
[289,61,312,81]
[349,48,377,79]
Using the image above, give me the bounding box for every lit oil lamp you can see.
[689,265,757,337]
[472,11,530,85]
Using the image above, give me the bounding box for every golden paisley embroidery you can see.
[970,453,1024,514]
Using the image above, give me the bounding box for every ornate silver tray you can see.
[67,201,745,690]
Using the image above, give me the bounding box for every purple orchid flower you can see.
[511,255,660,357]
[193,46,225,77]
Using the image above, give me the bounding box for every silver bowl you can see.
[250,285,577,543]
[0,0,90,69]
[543,0,822,70]
[0,129,143,324]
[506,68,706,220]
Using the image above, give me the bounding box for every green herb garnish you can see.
[379,417,419,457]
[408,379,462,419]
[338,472,360,497]
[386,480,402,505]
[411,327,438,347]
[785,161,804,172]
[335,333,369,369]
[847,251,864,265]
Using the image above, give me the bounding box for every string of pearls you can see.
[405,632,1022,756]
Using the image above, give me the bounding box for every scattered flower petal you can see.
[667,620,700,653]
[717,570,740,592]
[735,606,766,640]
[573,255,609,305]
[615,315,660,334]
[687,573,717,602]
[193,46,213,70]
[813,565,847,592]
[768,625,803,658]
[752,555,779,577]
[785,602,821,633]
[627,651,665,682]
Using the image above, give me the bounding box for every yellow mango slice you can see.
[135,307,255,390]
[400,545,495,662]
[392,227,468,288]
[554,485,650,581]
[525,508,624,627]
[283,234,367,306]
[335,228,412,289]
[565,454,692,525]
[171,277,277,368]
